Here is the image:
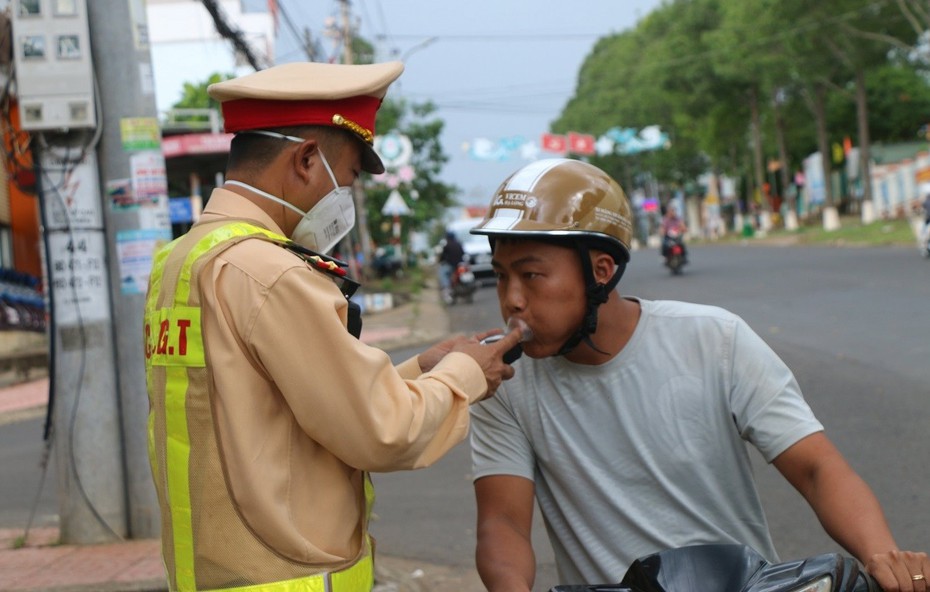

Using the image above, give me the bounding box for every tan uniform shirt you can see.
[194,188,486,567]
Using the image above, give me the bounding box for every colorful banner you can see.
[599,126,670,155]
[465,136,538,162]
[464,126,670,162]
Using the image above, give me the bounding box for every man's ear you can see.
[591,251,617,284]
[292,138,318,184]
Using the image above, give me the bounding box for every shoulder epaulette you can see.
[277,240,360,298]
[280,241,349,277]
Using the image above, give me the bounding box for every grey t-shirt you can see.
[471,298,823,585]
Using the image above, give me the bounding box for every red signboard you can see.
[540,132,596,155]
[568,132,596,155]
[161,133,234,158]
[540,133,567,154]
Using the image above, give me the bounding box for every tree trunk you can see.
[749,87,769,212]
[813,84,835,209]
[773,91,796,230]
[855,67,873,206]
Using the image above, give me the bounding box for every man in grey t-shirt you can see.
[468,159,928,592]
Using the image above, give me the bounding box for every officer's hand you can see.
[865,550,929,592]
[418,334,471,373]
[417,330,504,373]
[452,327,526,398]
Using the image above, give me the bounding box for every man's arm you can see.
[773,432,929,591]
[475,475,537,592]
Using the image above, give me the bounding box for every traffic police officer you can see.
[144,61,523,591]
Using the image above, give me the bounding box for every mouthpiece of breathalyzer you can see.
[479,318,532,364]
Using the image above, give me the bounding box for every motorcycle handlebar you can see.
[549,564,884,592]
[856,572,883,592]
[550,574,881,592]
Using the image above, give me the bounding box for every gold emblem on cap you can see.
[332,114,373,145]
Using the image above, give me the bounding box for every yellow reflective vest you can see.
[144,221,373,591]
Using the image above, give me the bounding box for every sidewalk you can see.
[0,285,487,592]
[357,281,451,352]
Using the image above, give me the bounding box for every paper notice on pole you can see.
[107,178,136,210]
[130,151,168,205]
[47,230,110,326]
[129,0,150,50]
[116,228,173,295]
[139,194,172,231]
[120,118,161,151]
[40,148,103,230]
[129,152,172,230]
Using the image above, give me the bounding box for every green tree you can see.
[554,0,726,197]
[172,72,233,110]
[829,62,930,142]
[555,0,930,225]
[363,98,458,250]
[168,72,233,128]
[708,0,801,214]
[797,0,914,208]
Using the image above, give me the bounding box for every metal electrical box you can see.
[11,0,96,131]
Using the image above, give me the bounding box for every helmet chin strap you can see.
[556,243,625,357]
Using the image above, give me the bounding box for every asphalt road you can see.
[370,243,930,590]
[2,243,928,591]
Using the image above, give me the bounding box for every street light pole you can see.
[400,37,438,63]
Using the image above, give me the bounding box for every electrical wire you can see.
[22,430,53,540]
[200,0,268,70]
[276,0,317,61]
[371,0,391,47]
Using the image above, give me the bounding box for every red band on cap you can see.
[222,95,381,142]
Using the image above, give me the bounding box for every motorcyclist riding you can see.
[659,205,688,264]
[438,230,466,303]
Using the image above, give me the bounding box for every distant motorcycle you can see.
[662,230,687,275]
[442,260,476,305]
[550,543,881,592]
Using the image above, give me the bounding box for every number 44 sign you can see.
[47,230,110,326]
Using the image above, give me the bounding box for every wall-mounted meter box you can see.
[11,0,96,131]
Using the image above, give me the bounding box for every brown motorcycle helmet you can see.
[471,159,635,356]
[470,158,633,264]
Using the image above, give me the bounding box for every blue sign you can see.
[169,197,193,223]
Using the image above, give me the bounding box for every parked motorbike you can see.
[550,543,880,592]
[662,230,687,275]
[442,260,477,305]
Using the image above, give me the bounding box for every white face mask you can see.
[226,131,356,254]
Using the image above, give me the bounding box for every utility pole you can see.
[337,0,376,261]
[41,140,128,545]
[85,0,166,539]
[340,0,354,65]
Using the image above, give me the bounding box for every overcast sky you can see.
[258,0,665,205]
